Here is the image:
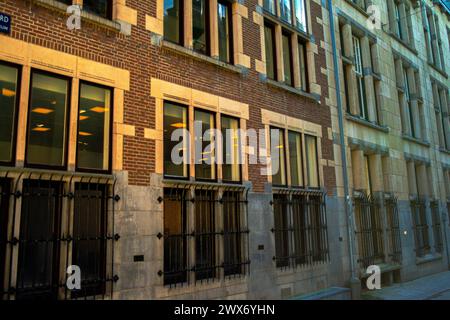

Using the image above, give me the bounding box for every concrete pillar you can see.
[275,24,284,82]
[369,154,384,193]
[342,24,359,116]
[342,24,354,58]
[184,0,193,48]
[439,91,450,149]
[291,34,301,89]
[407,68,421,140]
[398,3,409,42]
[407,161,417,196]
[352,150,367,191]
[210,0,219,58]
[387,0,398,36]
[361,37,376,122]
[416,164,429,197]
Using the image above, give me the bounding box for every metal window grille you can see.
[430,201,443,254]
[354,192,385,270]
[384,196,402,264]
[272,190,329,269]
[0,171,119,300]
[410,198,430,258]
[159,186,249,287]
[0,178,11,300]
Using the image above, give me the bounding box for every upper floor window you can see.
[221,115,241,182]
[305,134,319,188]
[279,0,292,24]
[282,32,293,86]
[164,0,184,45]
[195,109,216,180]
[26,71,70,169]
[352,35,368,120]
[0,62,20,165]
[288,131,303,186]
[192,0,210,55]
[264,0,276,15]
[76,82,112,172]
[83,0,113,20]
[387,0,413,47]
[264,0,307,33]
[423,6,445,71]
[218,0,233,63]
[270,127,287,186]
[264,21,277,80]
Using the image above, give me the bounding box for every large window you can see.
[164,0,183,45]
[423,6,445,71]
[164,102,189,178]
[218,0,233,63]
[195,109,216,180]
[83,0,113,20]
[270,127,286,186]
[305,135,319,188]
[76,83,112,172]
[279,0,292,24]
[432,81,449,150]
[263,0,276,15]
[298,39,308,91]
[192,0,210,55]
[352,36,367,120]
[294,0,307,32]
[0,63,19,164]
[264,22,277,80]
[26,71,70,168]
[288,131,303,186]
[221,115,241,182]
[282,32,293,86]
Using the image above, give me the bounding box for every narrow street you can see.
[363,270,450,300]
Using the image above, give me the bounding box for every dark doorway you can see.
[0,178,11,298]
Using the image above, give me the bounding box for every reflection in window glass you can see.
[218,1,232,63]
[271,128,286,186]
[193,0,209,54]
[26,72,69,167]
[263,0,276,15]
[164,102,188,178]
[195,110,215,180]
[298,40,308,91]
[0,63,19,163]
[294,0,307,32]
[164,0,183,44]
[221,116,240,182]
[264,23,276,80]
[279,0,292,23]
[288,131,302,186]
[83,0,112,19]
[77,83,111,171]
[305,135,319,188]
[282,32,293,86]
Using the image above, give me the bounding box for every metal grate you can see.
[354,192,385,270]
[0,171,119,300]
[160,186,249,287]
[411,198,430,258]
[430,201,443,254]
[385,196,402,264]
[272,190,329,269]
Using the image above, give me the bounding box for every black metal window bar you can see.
[448,201,450,226]
[159,186,249,287]
[384,196,402,264]
[0,171,119,300]
[410,197,430,258]
[430,200,443,254]
[353,191,385,270]
[272,189,329,269]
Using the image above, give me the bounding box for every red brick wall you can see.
[2,0,335,194]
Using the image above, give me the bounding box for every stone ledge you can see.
[416,253,442,265]
[388,32,418,55]
[266,79,320,103]
[346,114,389,133]
[428,62,448,79]
[439,147,450,155]
[161,40,244,74]
[401,134,431,148]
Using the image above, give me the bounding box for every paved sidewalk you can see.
[362,270,450,300]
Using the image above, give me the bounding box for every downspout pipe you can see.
[325,0,359,294]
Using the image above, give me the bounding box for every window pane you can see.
[83,0,112,19]
[288,131,302,186]
[305,135,319,188]
[223,191,243,276]
[271,128,286,186]
[193,0,208,54]
[221,116,240,182]
[218,1,231,63]
[26,72,69,167]
[294,0,307,32]
[298,40,308,91]
[195,110,215,180]
[282,33,293,86]
[263,0,276,15]
[77,83,111,171]
[264,23,276,80]
[0,63,19,163]
[279,0,292,24]
[164,102,188,178]
[164,0,182,44]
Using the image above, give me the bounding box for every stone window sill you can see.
[343,0,369,17]
[260,7,311,41]
[266,79,320,103]
[34,0,122,33]
[439,147,450,155]
[161,41,243,74]
[402,134,431,147]
[346,114,389,133]
[428,62,448,79]
[416,253,442,265]
[388,32,417,55]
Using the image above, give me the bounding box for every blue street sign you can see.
[0,12,11,34]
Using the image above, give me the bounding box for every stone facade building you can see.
[322,0,450,292]
[0,0,448,301]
